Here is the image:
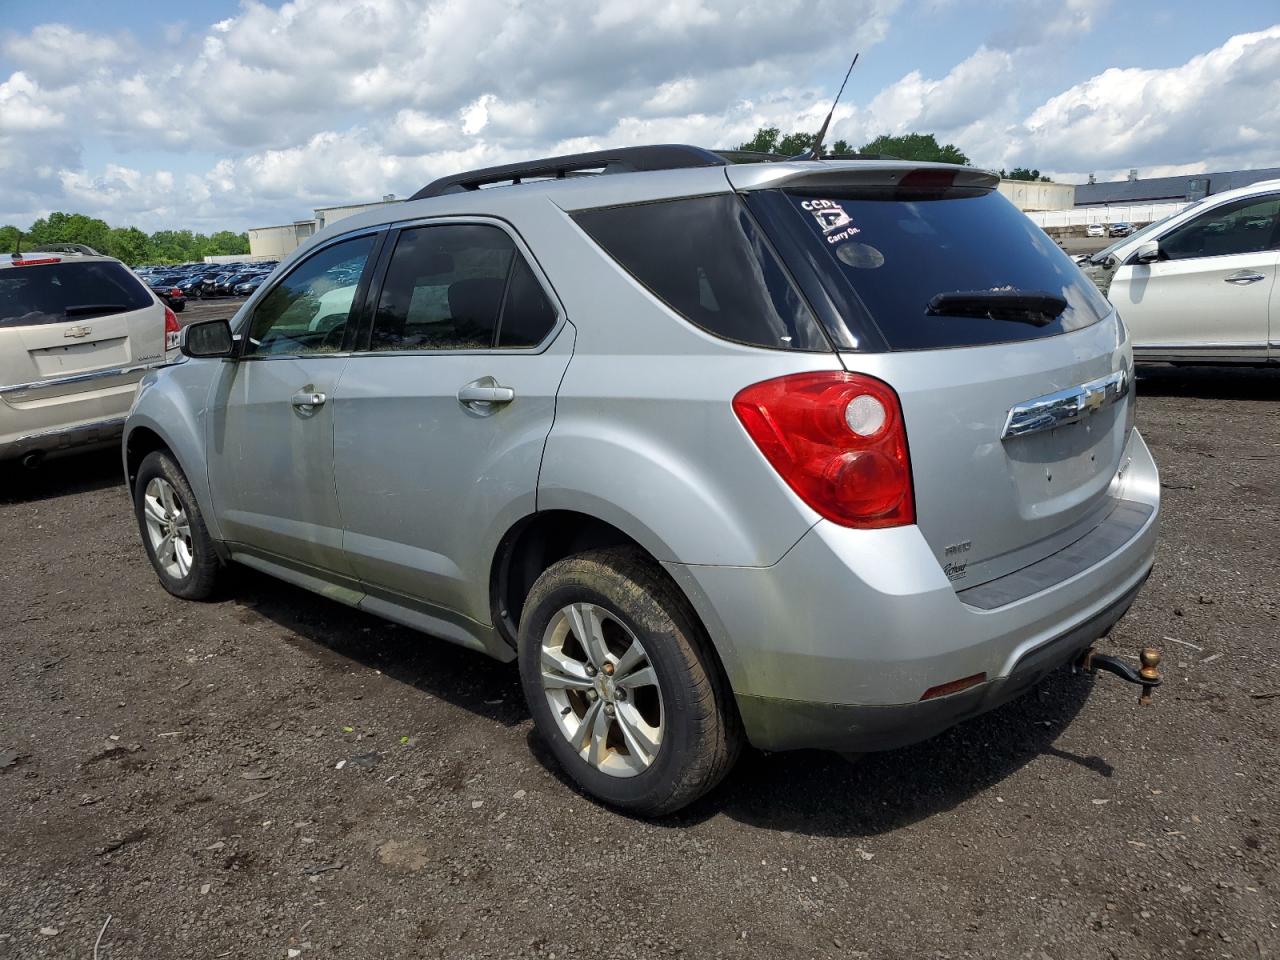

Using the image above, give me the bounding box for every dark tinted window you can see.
[0,260,153,328]
[246,235,375,355]
[497,256,557,347]
[371,224,515,351]
[572,194,829,351]
[756,189,1113,351]
[1157,194,1280,261]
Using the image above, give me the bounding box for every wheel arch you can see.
[489,509,740,695]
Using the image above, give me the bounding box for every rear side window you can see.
[572,195,829,351]
[751,189,1113,351]
[369,223,557,352]
[0,260,153,328]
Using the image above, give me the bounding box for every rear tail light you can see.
[163,305,180,351]
[732,371,915,528]
[9,256,61,266]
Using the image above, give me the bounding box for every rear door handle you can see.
[458,378,515,409]
[1224,271,1266,285]
[291,389,327,411]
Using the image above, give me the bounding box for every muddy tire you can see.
[518,547,741,816]
[133,450,222,601]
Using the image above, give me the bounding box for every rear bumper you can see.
[0,361,166,461]
[735,578,1143,752]
[0,415,127,461]
[664,428,1160,753]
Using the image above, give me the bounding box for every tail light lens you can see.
[733,371,914,528]
[163,305,180,351]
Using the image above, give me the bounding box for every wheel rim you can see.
[539,602,664,778]
[142,477,194,580]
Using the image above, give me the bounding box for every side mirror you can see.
[1134,240,1160,264]
[180,318,235,358]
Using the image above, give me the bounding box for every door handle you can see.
[291,389,327,411]
[458,378,515,409]
[1224,271,1266,285]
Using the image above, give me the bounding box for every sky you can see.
[1,0,1278,233]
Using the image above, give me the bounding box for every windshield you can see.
[751,188,1112,351]
[1089,200,1205,262]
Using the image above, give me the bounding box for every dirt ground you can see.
[1,364,1277,960]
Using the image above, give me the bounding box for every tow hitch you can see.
[1077,646,1162,705]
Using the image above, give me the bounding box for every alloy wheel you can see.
[539,602,664,778]
[142,477,194,579]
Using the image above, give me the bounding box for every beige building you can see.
[246,220,319,259]
[996,179,1075,211]
[248,196,402,259]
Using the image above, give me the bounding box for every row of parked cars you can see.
[135,260,279,312]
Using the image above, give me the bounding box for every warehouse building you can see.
[1074,166,1280,206]
[248,196,401,259]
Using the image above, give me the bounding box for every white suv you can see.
[1,246,179,466]
[1080,180,1280,364]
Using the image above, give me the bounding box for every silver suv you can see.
[124,146,1160,814]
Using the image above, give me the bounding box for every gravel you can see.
[0,364,1276,959]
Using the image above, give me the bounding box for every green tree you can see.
[736,127,857,157]
[0,225,21,254]
[858,133,969,165]
[999,167,1051,182]
[207,230,249,256]
[26,211,114,253]
[105,226,149,263]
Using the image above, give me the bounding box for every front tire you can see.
[133,450,221,600]
[518,547,740,816]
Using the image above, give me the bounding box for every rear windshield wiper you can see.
[64,303,127,317]
[925,290,1067,327]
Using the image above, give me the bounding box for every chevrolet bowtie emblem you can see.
[64,324,93,339]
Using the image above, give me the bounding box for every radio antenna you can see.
[795,53,859,160]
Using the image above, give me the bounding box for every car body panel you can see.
[206,354,355,575]
[1109,250,1276,359]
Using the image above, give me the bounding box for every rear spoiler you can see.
[725,160,999,194]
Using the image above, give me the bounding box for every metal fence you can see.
[1025,201,1190,228]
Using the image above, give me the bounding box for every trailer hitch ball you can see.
[1078,646,1162,704]
[1138,647,1162,706]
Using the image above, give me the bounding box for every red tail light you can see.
[163,305,180,351]
[732,371,915,528]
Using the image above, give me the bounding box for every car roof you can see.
[282,146,997,276]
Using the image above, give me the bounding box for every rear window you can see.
[0,260,154,328]
[572,194,830,351]
[751,189,1112,351]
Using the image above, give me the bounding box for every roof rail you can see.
[409,144,727,200]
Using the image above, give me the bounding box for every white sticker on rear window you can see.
[799,199,858,237]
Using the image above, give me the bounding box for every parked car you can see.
[1086,223,1105,238]
[232,276,267,297]
[2,249,179,466]
[1079,178,1280,364]
[124,145,1160,814]
[148,281,187,312]
[1107,222,1133,237]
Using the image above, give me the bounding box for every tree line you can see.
[0,212,248,265]
[736,129,1052,181]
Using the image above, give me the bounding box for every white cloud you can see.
[0,2,1277,232]
[1016,25,1280,173]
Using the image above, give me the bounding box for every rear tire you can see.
[518,547,740,816]
[133,450,221,600]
